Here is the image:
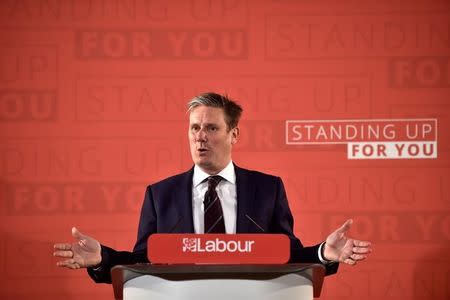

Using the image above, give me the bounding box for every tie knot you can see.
[207,175,222,189]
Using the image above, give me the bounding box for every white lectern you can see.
[111,264,325,300]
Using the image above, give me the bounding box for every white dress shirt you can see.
[192,161,237,234]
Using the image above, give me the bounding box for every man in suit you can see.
[54,92,371,283]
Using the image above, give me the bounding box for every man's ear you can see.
[231,127,240,144]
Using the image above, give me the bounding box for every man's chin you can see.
[195,161,219,174]
[196,160,212,168]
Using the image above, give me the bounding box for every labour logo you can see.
[182,237,198,252]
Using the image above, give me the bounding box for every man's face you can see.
[188,105,239,174]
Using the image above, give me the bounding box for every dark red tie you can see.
[204,176,226,233]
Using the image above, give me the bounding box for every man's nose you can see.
[195,128,207,142]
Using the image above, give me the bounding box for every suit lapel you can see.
[178,167,195,233]
[235,164,255,233]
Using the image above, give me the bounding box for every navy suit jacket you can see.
[88,165,338,283]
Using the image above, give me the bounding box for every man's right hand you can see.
[53,227,102,269]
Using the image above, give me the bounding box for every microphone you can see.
[245,214,265,232]
[169,216,184,233]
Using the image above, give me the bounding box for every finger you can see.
[53,243,71,250]
[56,260,72,267]
[336,219,353,234]
[53,250,73,258]
[353,240,371,247]
[343,258,357,265]
[353,247,371,254]
[57,259,81,269]
[56,259,80,269]
[57,262,80,269]
[350,254,367,261]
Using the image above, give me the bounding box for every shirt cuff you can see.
[91,264,103,271]
[318,242,332,264]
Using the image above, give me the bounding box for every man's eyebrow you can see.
[190,122,220,127]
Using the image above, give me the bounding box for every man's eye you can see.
[209,127,218,131]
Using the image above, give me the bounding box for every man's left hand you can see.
[323,219,372,265]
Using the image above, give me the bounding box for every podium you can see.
[111,263,325,300]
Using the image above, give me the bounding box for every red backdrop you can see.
[0,0,449,299]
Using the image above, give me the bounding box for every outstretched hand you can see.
[53,227,102,269]
[323,219,372,265]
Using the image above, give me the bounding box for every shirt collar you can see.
[193,161,236,187]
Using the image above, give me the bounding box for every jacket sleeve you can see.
[271,177,339,276]
[87,186,155,283]
[86,246,148,283]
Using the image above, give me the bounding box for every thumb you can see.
[72,227,86,240]
[336,219,353,234]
